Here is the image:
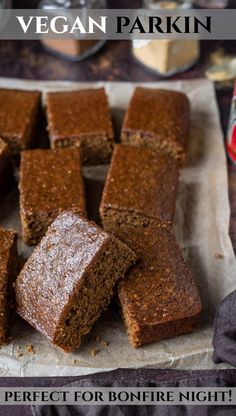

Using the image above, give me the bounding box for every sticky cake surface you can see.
[100,144,179,226]
[15,211,136,351]
[0,88,40,152]
[116,224,202,346]
[122,87,190,148]
[16,212,111,339]
[20,148,86,215]
[47,88,113,139]
[118,225,201,326]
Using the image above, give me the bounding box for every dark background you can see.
[1,0,235,85]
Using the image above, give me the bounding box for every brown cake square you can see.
[15,210,136,352]
[0,89,41,155]
[113,224,202,347]
[0,227,17,345]
[46,88,115,165]
[121,87,190,164]
[0,139,14,195]
[19,147,86,245]
[100,144,179,230]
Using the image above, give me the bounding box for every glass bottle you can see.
[38,0,107,61]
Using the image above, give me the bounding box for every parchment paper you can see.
[0,77,235,376]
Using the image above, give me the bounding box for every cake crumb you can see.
[100,340,109,347]
[15,347,23,358]
[95,335,109,347]
[95,335,101,343]
[73,359,79,365]
[26,344,35,354]
[16,352,23,358]
[91,349,100,357]
[215,253,224,259]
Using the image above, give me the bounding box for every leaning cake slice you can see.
[15,210,136,352]
[111,224,202,347]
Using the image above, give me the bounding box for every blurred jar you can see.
[0,0,11,7]
[193,0,228,8]
[38,0,107,61]
[132,0,200,77]
[0,0,11,35]
[144,0,192,8]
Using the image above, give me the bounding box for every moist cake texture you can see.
[46,88,115,165]
[15,210,136,352]
[19,147,86,245]
[100,144,179,230]
[121,87,190,164]
[0,227,17,345]
[0,89,41,155]
[113,224,202,347]
[0,139,14,194]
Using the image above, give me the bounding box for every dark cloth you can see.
[213,290,236,367]
[30,369,236,416]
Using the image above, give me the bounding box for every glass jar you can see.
[0,0,11,34]
[0,0,11,7]
[144,0,192,8]
[38,0,107,61]
[193,0,228,8]
[132,0,200,77]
